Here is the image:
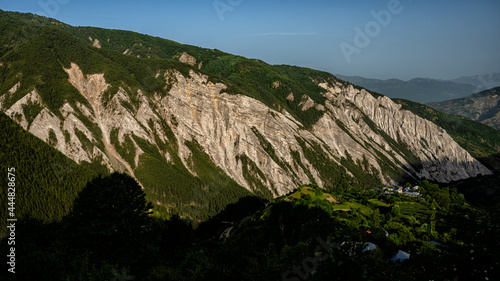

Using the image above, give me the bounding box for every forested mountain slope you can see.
[0,10,494,219]
[0,112,108,234]
[428,87,500,131]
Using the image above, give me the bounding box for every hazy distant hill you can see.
[451,73,500,92]
[336,75,478,104]
[428,87,500,131]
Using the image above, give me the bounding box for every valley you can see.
[0,9,499,281]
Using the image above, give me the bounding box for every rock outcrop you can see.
[1,63,492,197]
[179,52,197,66]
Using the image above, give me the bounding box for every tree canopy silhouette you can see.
[67,172,154,266]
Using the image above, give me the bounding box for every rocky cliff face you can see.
[428,87,500,130]
[1,62,491,197]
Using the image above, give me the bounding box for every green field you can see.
[288,186,315,199]
[368,198,390,207]
[331,201,374,216]
[398,201,432,219]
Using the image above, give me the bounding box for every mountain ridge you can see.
[0,10,494,218]
[428,87,500,131]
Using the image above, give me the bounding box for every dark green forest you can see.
[0,113,108,234]
[2,173,499,280]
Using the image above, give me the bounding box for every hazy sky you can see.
[2,0,500,80]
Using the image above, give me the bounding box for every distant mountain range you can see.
[450,73,500,91]
[428,87,500,131]
[336,74,500,104]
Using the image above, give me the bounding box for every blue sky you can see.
[1,0,499,80]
